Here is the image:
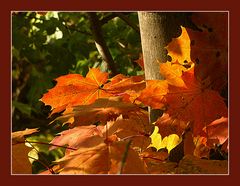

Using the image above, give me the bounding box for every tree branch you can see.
[115,13,140,34]
[100,13,118,25]
[87,12,118,76]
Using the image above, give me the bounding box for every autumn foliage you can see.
[12,12,228,174]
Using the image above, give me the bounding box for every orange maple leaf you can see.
[166,18,228,91]
[41,68,110,115]
[41,68,145,115]
[165,68,228,136]
[159,61,187,88]
[138,66,227,136]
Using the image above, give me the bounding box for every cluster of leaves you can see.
[12,12,228,174]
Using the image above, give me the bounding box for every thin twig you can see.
[100,13,118,25]
[28,156,55,174]
[87,12,118,76]
[26,140,78,151]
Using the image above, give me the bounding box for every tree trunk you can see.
[138,12,169,123]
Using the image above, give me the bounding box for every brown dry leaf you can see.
[12,143,32,174]
[55,141,147,174]
[176,154,228,174]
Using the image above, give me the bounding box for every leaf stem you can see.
[28,156,55,174]
[26,140,78,150]
[118,140,132,174]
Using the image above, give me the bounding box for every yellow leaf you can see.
[160,134,182,153]
[149,127,181,153]
[149,126,162,150]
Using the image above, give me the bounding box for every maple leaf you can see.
[187,24,228,91]
[104,74,145,94]
[159,61,187,88]
[165,18,228,91]
[164,68,228,136]
[49,125,105,154]
[138,60,188,108]
[137,80,168,109]
[54,141,147,174]
[191,12,228,90]
[103,74,146,103]
[138,66,228,136]
[53,97,142,126]
[41,68,110,115]
[106,113,152,150]
[41,68,146,116]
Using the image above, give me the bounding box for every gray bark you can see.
[138,12,170,123]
